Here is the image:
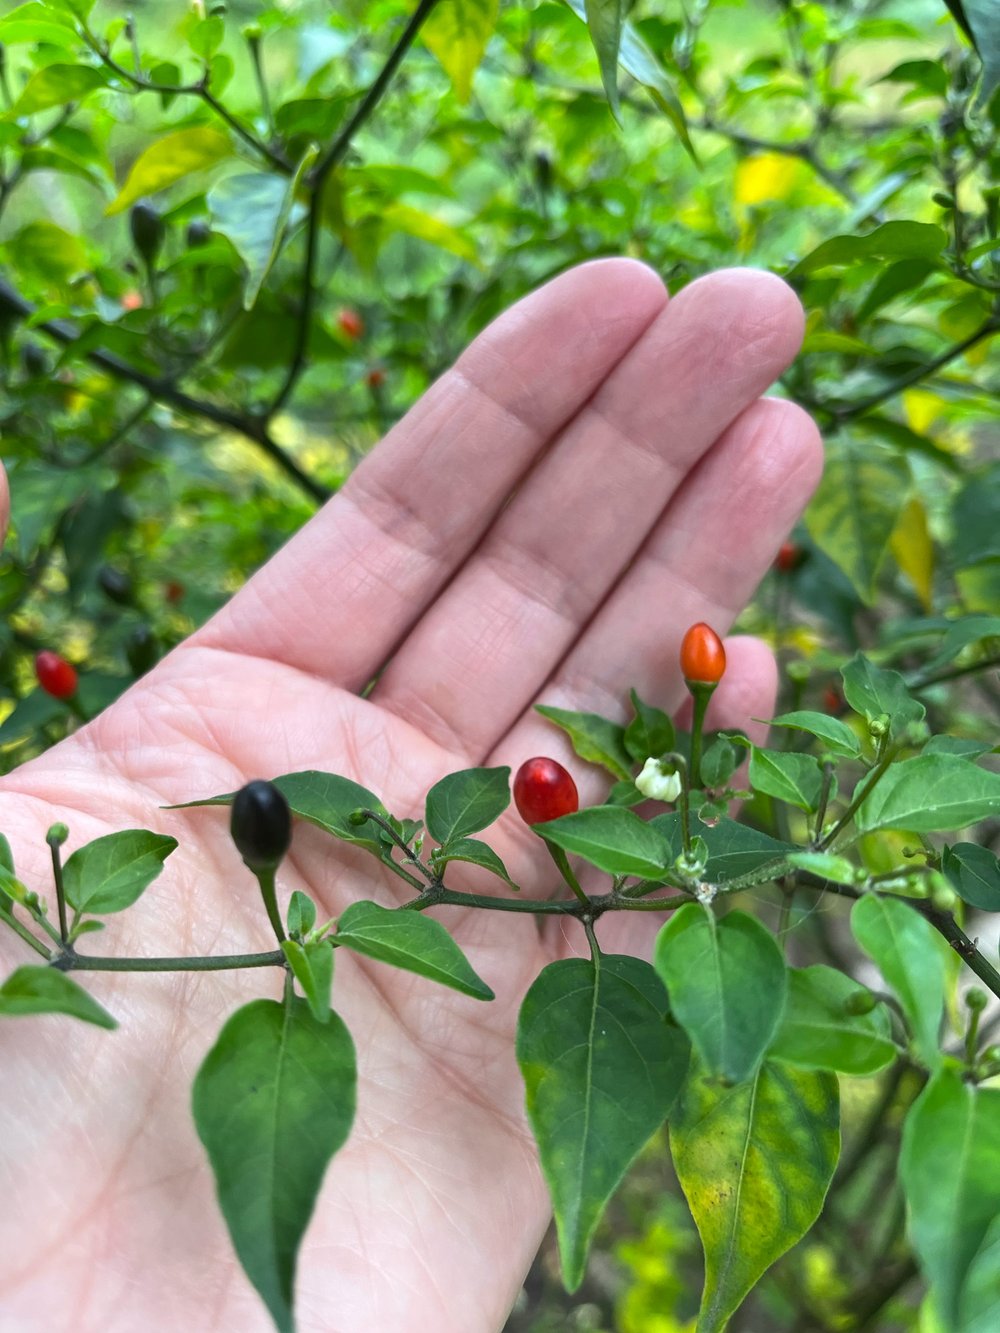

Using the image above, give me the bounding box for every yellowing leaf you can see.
[735,152,803,206]
[108,128,233,215]
[890,497,934,611]
[903,389,947,435]
[422,0,499,103]
[381,203,479,264]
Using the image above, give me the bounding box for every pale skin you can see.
[0,260,822,1333]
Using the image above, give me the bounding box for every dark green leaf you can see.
[0,965,116,1029]
[425,766,511,844]
[769,710,862,758]
[840,652,926,740]
[539,805,673,878]
[654,905,787,1083]
[516,955,689,1290]
[901,1066,1000,1326]
[851,893,947,1066]
[944,843,1000,912]
[281,939,333,1023]
[623,689,675,763]
[789,221,947,276]
[432,837,518,888]
[671,1058,840,1333]
[535,705,632,780]
[749,748,826,812]
[335,900,493,1000]
[649,814,794,884]
[699,737,740,788]
[768,965,895,1075]
[287,890,317,937]
[63,829,177,915]
[192,997,356,1333]
[856,755,1000,833]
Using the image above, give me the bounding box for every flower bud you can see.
[635,757,682,804]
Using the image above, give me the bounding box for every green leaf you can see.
[789,221,948,276]
[768,965,895,1075]
[856,257,938,322]
[107,128,233,215]
[699,737,740,789]
[921,615,1000,674]
[654,905,787,1083]
[281,939,333,1023]
[748,748,825,812]
[287,890,317,937]
[208,147,316,310]
[901,1067,1000,1326]
[944,843,1000,912]
[584,0,624,119]
[432,837,518,888]
[516,955,689,1290]
[192,997,356,1333]
[856,755,1000,833]
[0,3,82,49]
[924,736,997,759]
[0,965,116,1029]
[769,710,862,758]
[624,689,675,763]
[536,704,632,780]
[14,64,107,115]
[335,900,493,1000]
[963,0,1000,104]
[539,805,673,879]
[63,830,177,915]
[851,893,947,1067]
[805,442,912,602]
[649,814,794,884]
[786,851,860,887]
[171,771,391,856]
[425,766,511,844]
[0,835,13,875]
[951,464,1000,568]
[421,0,499,102]
[562,0,695,154]
[960,1212,1000,1333]
[671,1058,840,1333]
[380,204,479,264]
[840,651,926,741]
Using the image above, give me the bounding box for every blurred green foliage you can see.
[0,0,998,1326]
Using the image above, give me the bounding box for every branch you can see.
[833,317,1000,423]
[270,0,444,416]
[0,277,331,504]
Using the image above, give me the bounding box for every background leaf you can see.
[768,965,895,1075]
[671,1058,840,1333]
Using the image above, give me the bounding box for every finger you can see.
[529,396,822,718]
[194,259,668,687]
[371,270,804,759]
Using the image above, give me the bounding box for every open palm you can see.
[0,260,820,1333]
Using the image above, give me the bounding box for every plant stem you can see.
[813,761,835,844]
[254,865,286,944]
[817,745,897,851]
[688,683,714,788]
[58,950,285,973]
[0,908,52,959]
[48,837,68,944]
[543,840,590,907]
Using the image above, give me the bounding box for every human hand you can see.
[0,259,820,1333]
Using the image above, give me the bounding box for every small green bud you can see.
[348,809,369,827]
[785,659,810,684]
[966,987,989,1014]
[242,22,262,41]
[46,823,69,847]
[868,714,889,739]
[843,990,878,1017]
[230,780,291,872]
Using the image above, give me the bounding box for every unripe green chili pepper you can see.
[125,625,159,677]
[230,780,291,872]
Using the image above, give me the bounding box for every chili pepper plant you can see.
[3,631,1000,1332]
